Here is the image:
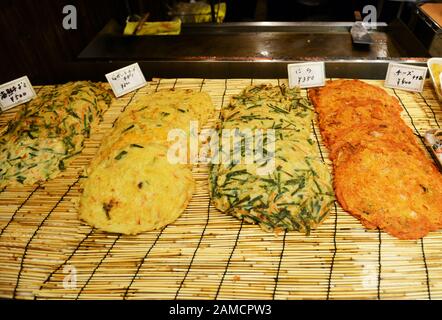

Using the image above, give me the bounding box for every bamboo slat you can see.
[0,78,440,300]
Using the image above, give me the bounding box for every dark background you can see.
[0,0,404,84]
[0,0,125,84]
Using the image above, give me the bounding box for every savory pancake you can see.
[87,110,197,174]
[88,89,214,175]
[309,79,442,239]
[0,81,111,188]
[79,143,194,234]
[86,127,187,175]
[334,141,442,239]
[222,84,313,135]
[211,84,334,233]
[309,79,402,114]
[211,140,334,233]
[317,97,404,148]
[329,123,424,164]
[80,88,214,234]
[123,89,215,127]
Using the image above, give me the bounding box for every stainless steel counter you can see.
[75,21,429,80]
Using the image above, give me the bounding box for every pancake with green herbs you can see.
[0,81,111,188]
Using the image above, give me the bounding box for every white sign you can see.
[384,63,427,92]
[0,76,36,111]
[105,63,147,98]
[287,62,325,88]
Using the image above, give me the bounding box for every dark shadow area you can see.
[0,0,436,84]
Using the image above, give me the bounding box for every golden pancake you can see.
[124,89,215,127]
[88,89,214,175]
[330,123,425,165]
[79,143,194,234]
[80,88,214,234]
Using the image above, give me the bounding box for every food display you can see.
[309,79,442,239]
[0,81,111,189]
[7,0,442,300]
[0,76,441,300]
[210,84,335,234]
[79,89,214,234]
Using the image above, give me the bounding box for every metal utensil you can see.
[133,12,150,36]
[351,11,373,45]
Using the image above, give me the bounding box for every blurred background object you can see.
[0,0,439,83]
[122,0,412,23]
[168,1,226,23]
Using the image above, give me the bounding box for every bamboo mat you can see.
[0,78,441,300]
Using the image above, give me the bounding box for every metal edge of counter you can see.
[61,59,428,83]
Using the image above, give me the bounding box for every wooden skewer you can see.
[132,12,150,36]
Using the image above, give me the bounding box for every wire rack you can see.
[0,78,441,300]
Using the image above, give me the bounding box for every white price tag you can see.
[287,62,325,88]
[0,76,36,111]
[105,63,147,98]
[384,63,427,93]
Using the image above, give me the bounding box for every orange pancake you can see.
[329,123,424,164]
[317,97,405,148]
[334,141,442,239]
[309,79,442,239]
[309,79,402,115]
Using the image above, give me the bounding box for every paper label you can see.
[287,62,325,88]
[384,63,427,92]
[105,63,147,98]
[0,76,36,111]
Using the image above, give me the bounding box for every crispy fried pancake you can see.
[330,123,424,164]
[317,98,404,148]
[334,142,442,239]
[309,79,402,114]
[309,79,442,239]
[123,89,215,126]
